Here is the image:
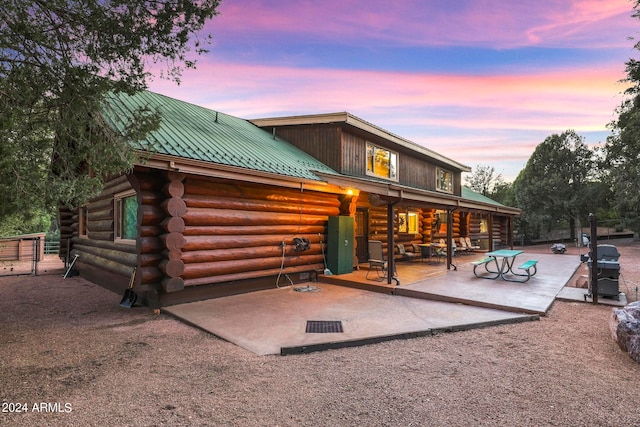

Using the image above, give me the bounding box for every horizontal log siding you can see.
[180,177,341,285]
[68,175,138,280]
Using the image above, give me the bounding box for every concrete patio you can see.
[164,251,622,356]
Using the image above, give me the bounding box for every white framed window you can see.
[114,190,138,243]
[79,205,89,238]
[366,142,398,181]
[436,167,453,193]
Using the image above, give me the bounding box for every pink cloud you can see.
[210,0,636,49]
[151,57,626,130]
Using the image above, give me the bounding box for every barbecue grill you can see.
[581,244,621,300]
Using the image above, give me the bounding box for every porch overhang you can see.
[314,171,520,216]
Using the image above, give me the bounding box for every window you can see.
[436,168,453,193]
[398,210,419,234]
[434,210,448,234]
[366,142,397,180]
[115,191,138,242]
[407,211,419,234]
[79,205,89,238]
[480,217,489,233]
[398,212,407,233]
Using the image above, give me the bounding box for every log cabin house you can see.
[252,113,521,283]
[59,91,520,307]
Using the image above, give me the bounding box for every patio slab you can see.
[165,283,536,356]
[163,252,582,356]
[395,253,580,315]
[556,285,627,307]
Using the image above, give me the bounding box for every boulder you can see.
[610,301,640,363]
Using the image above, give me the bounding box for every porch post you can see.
[508,216,514,249]
[446,209,453,269]
[387,202,395,285]
[589,213,598,304]
[488,214,494,251]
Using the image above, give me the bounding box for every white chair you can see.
[458,237,470,255]
[465,237,480,251]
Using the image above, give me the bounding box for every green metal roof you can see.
[100,91,338,181]
[461,186,505,207]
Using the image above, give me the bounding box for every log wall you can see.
[356,195,513,258]
[131,169,168,301]
[67,175,138,284]
[178,177,341,288]
[61,169,345,306]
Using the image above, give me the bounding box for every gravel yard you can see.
[1,239,639,426]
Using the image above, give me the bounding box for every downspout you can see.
[488,214,494,251]
[387,190,403,286]
[508,216,514,249]
[446,209,457,270]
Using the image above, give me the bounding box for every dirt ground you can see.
[1,240,639,426]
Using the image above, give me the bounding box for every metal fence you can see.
[44,239,60,255]
[0,235,42,276]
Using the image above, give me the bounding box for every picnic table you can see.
[472,249,538,282]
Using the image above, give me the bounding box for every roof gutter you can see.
[136,151,335,194]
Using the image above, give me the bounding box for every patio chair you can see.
[366,240,388,281]
[458,237,470,255]
[412,243,425,262]
[433,245,446,263]
[446,238,458,257]
[465,237,480,251]
[396,243,417,262]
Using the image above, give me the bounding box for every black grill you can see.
[306,320,343,333]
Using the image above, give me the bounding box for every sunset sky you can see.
[148,0,639,181]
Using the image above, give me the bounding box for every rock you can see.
[610,301,640,363]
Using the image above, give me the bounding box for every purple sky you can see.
[148,0,638,181]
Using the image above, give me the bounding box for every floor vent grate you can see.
[305,320,343,333]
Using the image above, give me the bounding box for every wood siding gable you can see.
[268,123,464,196]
